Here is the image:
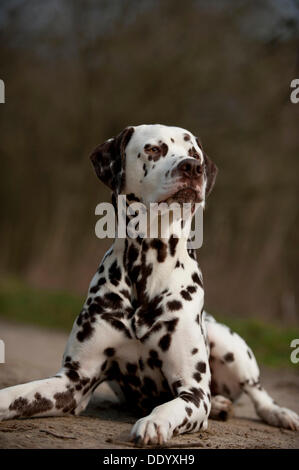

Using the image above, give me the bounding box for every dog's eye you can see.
[144,145,160,153]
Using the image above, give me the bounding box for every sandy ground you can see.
[0,318,298,449]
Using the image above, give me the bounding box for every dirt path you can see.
[0,319,298,449]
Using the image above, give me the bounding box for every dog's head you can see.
[90,124,217,206]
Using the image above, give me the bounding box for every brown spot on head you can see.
[188,146,200,160]
[161,142,168,156]
[224,352,234,363]
[144,142,168,161]
[184,133,191,141]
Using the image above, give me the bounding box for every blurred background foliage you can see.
[0,0,298,361]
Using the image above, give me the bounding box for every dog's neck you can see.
[114,213,197,281]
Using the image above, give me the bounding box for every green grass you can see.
[0,280,298,368]
[215,315,299,369]
[0,279,84,331]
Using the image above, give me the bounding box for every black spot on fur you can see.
[158,334,172,351]
[9,394,54,417]
[66,369,80,382]
[109,260,121,286]
[126,363,138,374]
[193,372,202,382]
[192,272,203,287]
[172,380,182,394]
[181,289,192,301]
[54,390,76,413]
[147,350,162,369]
[151,239,167,263]
[196,362,206,373]
[167,300,183,311]
[169,235,179,256]
[164,318,179,332]
[180,387,204,408]
[104,292,123,309]
[77,322,94,342]
[143,377,158,394]
[187,285,197,294]
[104,348,115,357]
[101,315,132,338]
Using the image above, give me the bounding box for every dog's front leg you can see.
[0,315,130,422]
[131,314,211,445]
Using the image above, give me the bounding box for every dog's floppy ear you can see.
[203,152,218,198]
[90,126,134,193]
[196,137,218,198]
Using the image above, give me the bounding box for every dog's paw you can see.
[130,415,172,445]
[209,395,233,421]
[258,405,299,431]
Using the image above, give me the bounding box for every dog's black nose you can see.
[176,158,202,178]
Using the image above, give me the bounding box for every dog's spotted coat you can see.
[1,124,298,444]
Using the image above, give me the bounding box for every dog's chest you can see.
[108,342,173,414]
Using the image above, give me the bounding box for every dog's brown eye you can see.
[151,146,159,152]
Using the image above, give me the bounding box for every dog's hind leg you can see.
[210,394,233,420]
[242,382,299,430]
[204,312,299,430]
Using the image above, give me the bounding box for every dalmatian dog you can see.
[0,124,298,445]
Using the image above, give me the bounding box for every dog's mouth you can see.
[161,188,201,205]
